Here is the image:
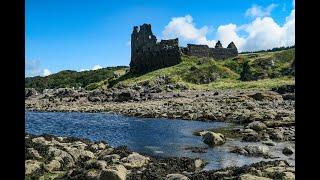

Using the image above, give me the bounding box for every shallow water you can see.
[25,111,294,170]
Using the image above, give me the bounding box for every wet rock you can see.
[231,145,270,158]
[262,140,276,146]
[282,146,294,155]
[166,173,190,180]
[242,129,260,142]
[247,121,267,131]
[202,132,225,146]
[99,164,127,180]
[194,159,205,169]
[184,146,208,153]
[268,128,284,141]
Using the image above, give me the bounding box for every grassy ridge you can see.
[112,48,294,90]
[25,66,128,91]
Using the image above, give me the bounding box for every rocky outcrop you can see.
[202,131,226,146]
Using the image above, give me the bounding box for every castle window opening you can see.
[149,35,151,39]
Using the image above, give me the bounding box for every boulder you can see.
[44,159,61,172]
[165,173,190,180]
[25,160,42,175]
[121,152,150,169]
[27,148,42,159]
[25,88,38,98]
[247,121,267,131]
[244,145,269,157]
[115,90,140,102]
[202,132,225,146]
[231,145,269,157]
[100,154,120,163]
[248,92,283,101]
[85,169,100,180]
[194,159,204,169]
[282,146,294,155]
[99,165,127,180]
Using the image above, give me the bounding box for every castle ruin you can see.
[130,24,238,73]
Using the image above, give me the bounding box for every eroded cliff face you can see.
[129,24,238,74]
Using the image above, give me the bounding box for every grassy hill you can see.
[25,48,295,91]
[25,66,128,91]
[108,48,295,90]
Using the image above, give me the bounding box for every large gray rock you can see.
[25,160,42,175]
[121,152,150,169]
[99,165,127,180]
[202,132,225,146]
[282,146,294,155]
[231,145,269,157]
[247,121,267,131]
[44,159,61,172]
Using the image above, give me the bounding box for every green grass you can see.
[110,48,294,90]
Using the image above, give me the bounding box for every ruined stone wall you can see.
[210,48,238,60]
[129,24,238,74]
[182,42,238,60]
[130,24,181,74]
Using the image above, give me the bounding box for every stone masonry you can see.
[130,24,238,73]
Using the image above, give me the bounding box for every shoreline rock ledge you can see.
[25,133,295,179]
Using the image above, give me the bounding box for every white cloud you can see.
[43,69,52,76]
[216,24,246,50]
[80,65,103,72]
[245,4,278,18]
[80,69,89,72]
[26,60,53,77]
[92,65,103,70]
[162,15,216,47]
[161,4,294,52]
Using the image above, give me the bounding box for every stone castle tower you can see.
[130,24,181,74]
[129,24,238,74]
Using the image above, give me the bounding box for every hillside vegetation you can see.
[25,66,128,91]
[109,48,295,90]
[25,48,295,91]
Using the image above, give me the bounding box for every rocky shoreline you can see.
[26,133,295,180]
[25,84,295,179]
[25,84,295,143]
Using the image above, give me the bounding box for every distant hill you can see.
[25,66,128,91]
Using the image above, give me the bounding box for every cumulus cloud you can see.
[161,4,294,52]
[245,4,278,18]
[80,65,103,72]
[92,65,103,70]
[26,60,52,77]
[43,69,52,76]
[162,15,216,47]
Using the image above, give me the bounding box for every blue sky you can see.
[26,0,295,77]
